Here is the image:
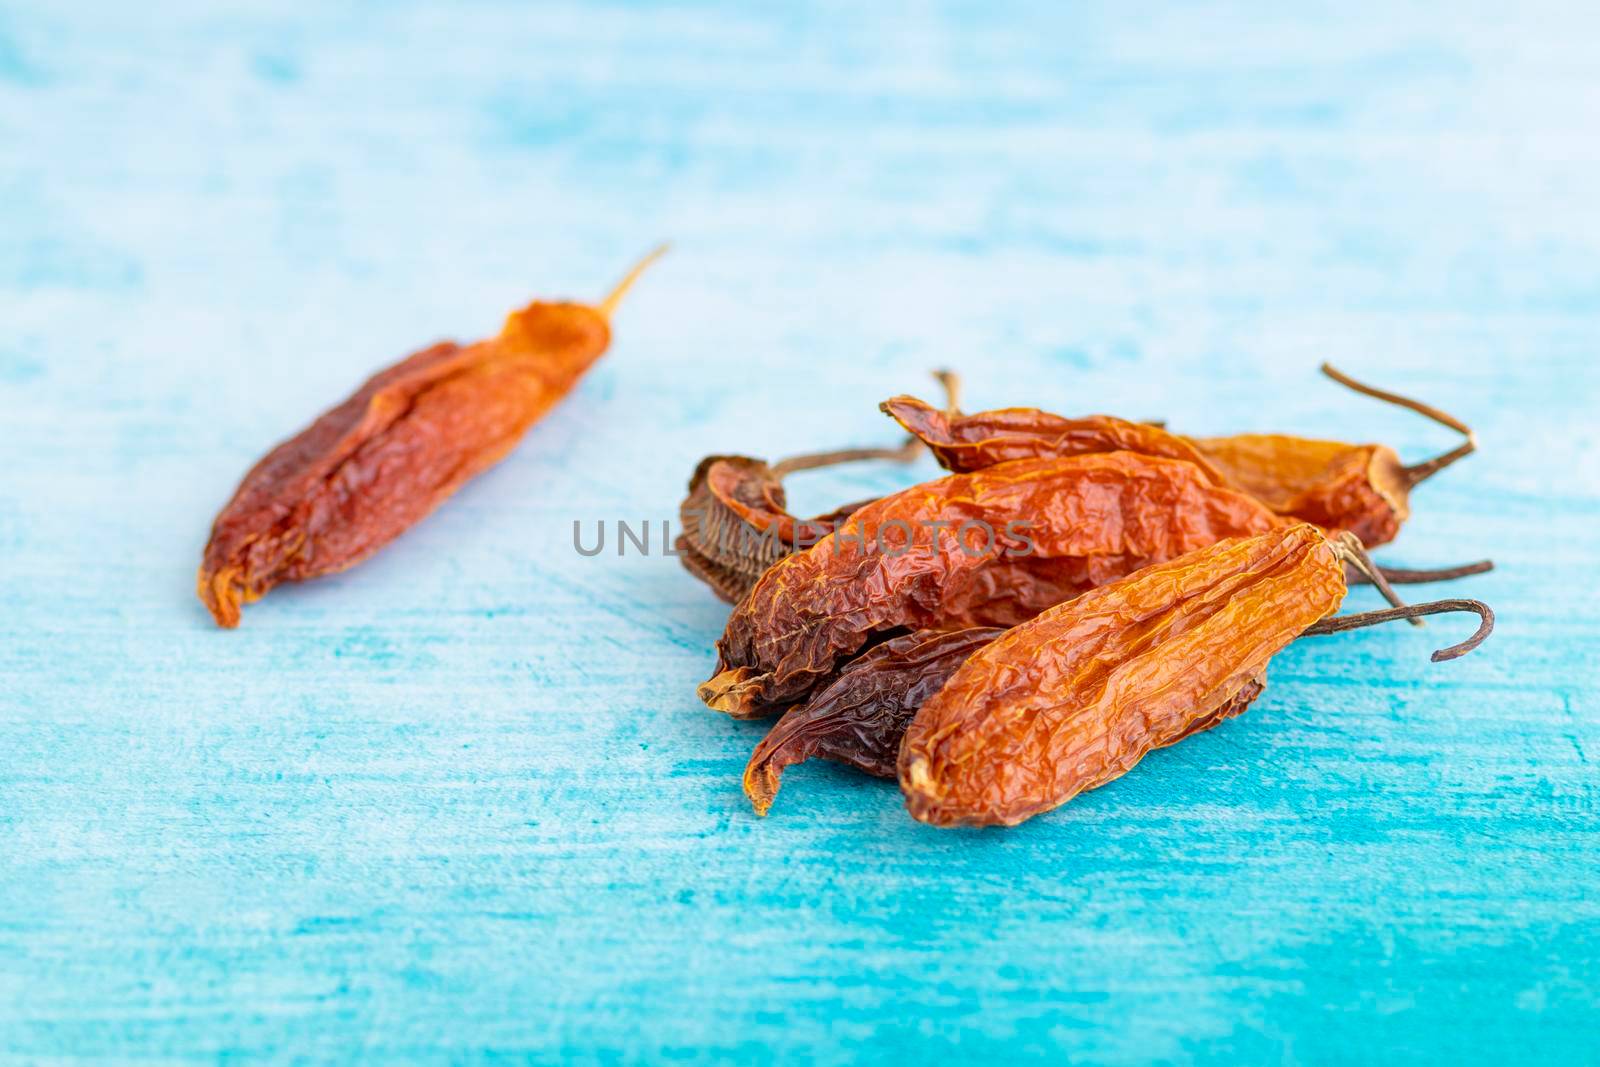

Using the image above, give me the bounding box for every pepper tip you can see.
[197,566,243,629]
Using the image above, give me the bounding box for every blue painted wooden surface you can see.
[2,2,1596,1061]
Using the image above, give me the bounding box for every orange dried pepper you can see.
[883,364,1475,548]
[740,527,1473,817]
[199,247,665,627]
[881,398,1227,482]
[741,532,1441,816]
[1192,366,1475,547]
[899,525,1494,828]
[699,451,1282,720]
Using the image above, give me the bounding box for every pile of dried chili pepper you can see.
[689,366,1496,828]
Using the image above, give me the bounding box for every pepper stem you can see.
[932,368,962,414]
[1303,598,1495,662]
[1319,363,1477,486]
[1401,438,1477,487]
[1335,532,1421,626]
[770,369,962,477]
[1369,559,1494,584]
[598,244,670,319]
[771,442,921,476]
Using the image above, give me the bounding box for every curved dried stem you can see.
[1303,598,1494,662]
[770,368,961,477]
[598,244,670,319]
[1320,363,1472,435]
[932,368,962,414]
[1319,362,1476,486]
[771,442,921,476]
[1334,532,1420,625]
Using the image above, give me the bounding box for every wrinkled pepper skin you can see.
[884,396,1432,548]
[899,524,1345,828]
[743,627,1003,816]
[746,625,1260,816]
[675,455,873,603]
[881,396,1226,482]
[1189,435,1409,548]
[700,452,1281,720]
[199,299,613,627]
[676,375,955,604]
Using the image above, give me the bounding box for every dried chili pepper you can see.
[883,364,1476,548]
[676,372,959,603]
[743,626,1003,816]
[739,534,1418,815]
[699,451,1282,720]
[1192,365,1476,547]
[740,540,1484,816]
[881,396,1227,482]
[198,247,666,627]
[898,524,1494,828]
[676,448,914,604]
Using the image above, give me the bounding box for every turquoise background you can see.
[3,1,1597,1062]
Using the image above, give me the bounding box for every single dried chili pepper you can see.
[676,372,960,603]
[742,628,1266,817]
[198,247,666,627]
[743,626,1003,816]
[699,451,1282,720]
[881,396,1228,482]
[898,524,1494,828]
[883,364,1476,548]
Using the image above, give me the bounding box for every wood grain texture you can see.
[1,1,1596,1061]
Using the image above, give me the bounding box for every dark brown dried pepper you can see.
[883,364,1476,548]
[899,524,1494,828]
[676,372,959,603]
[700,451,1282,720]
[199,248,665,627]
[743,626,1003,816]
[676,448,912,604]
